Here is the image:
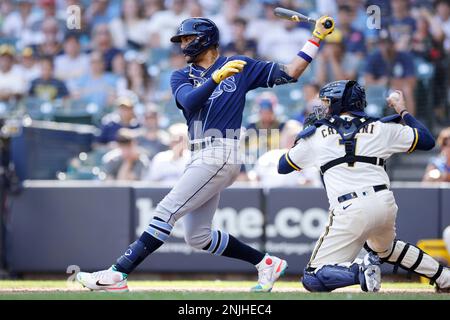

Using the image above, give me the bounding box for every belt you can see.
[189,137,216,152]
[337,184,388,203]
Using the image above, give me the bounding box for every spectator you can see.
[210,0,239,46]
[72,51,118,111]
[97,96,140,145]
[28,56,70,101]
[245,92,285,162]
[154,45,185,103]
[188,0,204,17]
[434,0,450,53]
[0,44,26,101]
[423,127,450,182]
[102,128,150,181]
[117,56,153,103]
[109,0,148,50]
[337,4,366,56]
[85,0,118,33]
[111,51,126,76]
[388,0,416,51]
[32,17,63,57]
[146,0,188,48]
[136,103,169,160]
[247,1,284,53]
[223,17,258,58]
[315,28,362,85]
[142,0,165,19]
[252,119,321,188]
[15,46,40,86]
[1,0,40,48]
[0,0,14,25]
[144,123,189,185]
[293,82,321,123]
[364,29,417,115]
[54,33,89,92]
[412,7,447,122]
[91,23,122,72]
[258,19,311,63]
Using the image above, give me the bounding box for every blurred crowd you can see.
[0,0,450,185]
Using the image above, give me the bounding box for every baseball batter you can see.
[278,81,450,292]
[77,16,335,292]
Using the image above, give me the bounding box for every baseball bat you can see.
[273,7,333,29]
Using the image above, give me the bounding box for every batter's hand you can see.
[212,60,247,84]
[313,16,335,40]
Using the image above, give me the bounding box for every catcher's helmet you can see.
[318,80,367,117]
[170,17,219,57]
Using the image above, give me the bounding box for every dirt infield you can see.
[0,284,436,294]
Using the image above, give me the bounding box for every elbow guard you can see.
[272,64,297,85]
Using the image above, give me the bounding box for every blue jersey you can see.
[170,55,287,140]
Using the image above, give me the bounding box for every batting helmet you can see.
[318,80,367,117]
[170,17,219,58]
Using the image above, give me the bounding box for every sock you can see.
[203,231,265,265]
[114,217,172,274]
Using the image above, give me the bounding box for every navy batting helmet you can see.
[170,17,219,58]
[318,80,367,117]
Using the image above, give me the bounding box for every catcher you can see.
[278,81,450,293]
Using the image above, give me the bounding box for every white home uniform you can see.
[287,115,417,268]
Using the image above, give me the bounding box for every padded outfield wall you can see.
[6,181,448,275]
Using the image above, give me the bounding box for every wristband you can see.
[399,109,408,117]
[297,39,320,63]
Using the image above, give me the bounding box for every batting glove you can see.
[212,60,247,84]
[313,16,335,40]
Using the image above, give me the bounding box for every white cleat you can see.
[363,265,381,292]
[360,253,381,292]
[76,267,129,293]
[251,254,288,293]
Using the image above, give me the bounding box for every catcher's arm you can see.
[283,16,335,80]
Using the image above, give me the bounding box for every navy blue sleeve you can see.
[278,155,295,174]
[239,56,295,91]
[170,70,218,114]
[403,113,435,151]
[278,152,301,174]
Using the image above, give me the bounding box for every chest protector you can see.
[296,114,401,175]
[319,116,385,174]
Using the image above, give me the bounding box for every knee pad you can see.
[365,239,444,285]
[302,265,360,292]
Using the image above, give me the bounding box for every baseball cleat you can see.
[76,267,129,292]
[359,252,381,292]
[251,254,288,293]
[435,285,450,293]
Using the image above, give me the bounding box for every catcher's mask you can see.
[318,80,368,117]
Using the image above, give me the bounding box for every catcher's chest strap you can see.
[320,117,385,175]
